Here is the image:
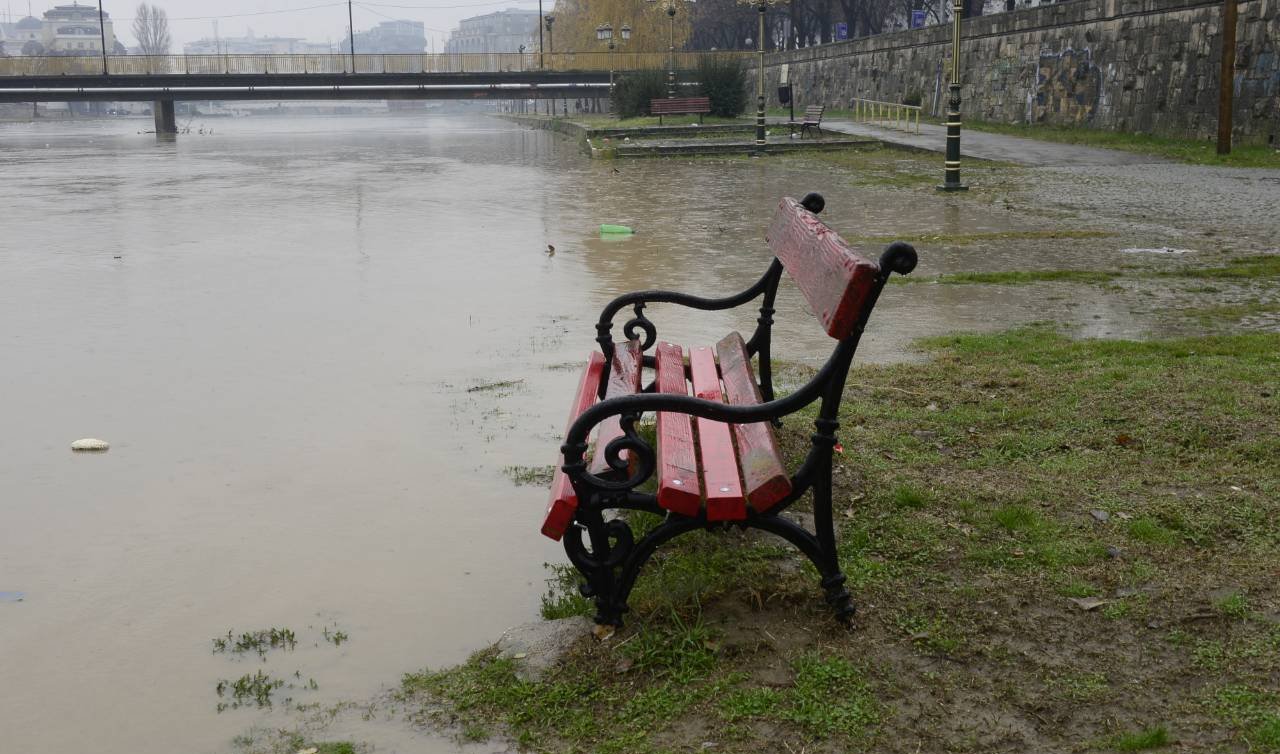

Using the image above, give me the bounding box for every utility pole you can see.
[95,0,106,74]
[1216,0,1238,154]
[348,0,356,73]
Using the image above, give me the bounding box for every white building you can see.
[444,9,538,54]
[184,30,333,56]
[1,4,116,55]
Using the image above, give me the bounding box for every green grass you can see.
[1110,725,1171,750]
[963,119,1280,168]
[406,327,1280,753]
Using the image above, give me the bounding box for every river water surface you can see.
[0,113,1151,753]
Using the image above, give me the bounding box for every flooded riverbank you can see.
[1,112,1273,753]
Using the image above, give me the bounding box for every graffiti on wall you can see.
[1033,47,1103,123]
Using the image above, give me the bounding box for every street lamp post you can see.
[938,0,968,191]
[545,15,556,114]
[597,22,632,109]
[738,0,788,152]
[96,1,108,75]
[647,0,683,98]
[538,0,545,69]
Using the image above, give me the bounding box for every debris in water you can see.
[0,592,24,602]
[70,438,110,452]
[600,224,634,235]
[1120,247,1196,254]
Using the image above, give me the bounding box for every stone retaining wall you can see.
[752,0,1278,143]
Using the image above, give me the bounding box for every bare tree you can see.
[132,3,172,56]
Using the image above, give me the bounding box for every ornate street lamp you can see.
[647,0,693,99]
[737,0,788,151]
[597,22,632,101]
[939,0,968,191]
[545,15,555,54]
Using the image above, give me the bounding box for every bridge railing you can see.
[0,52,751,77]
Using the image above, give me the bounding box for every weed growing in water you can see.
[323,625,350,646]
[213,628,298,657]
[216,670,286,711]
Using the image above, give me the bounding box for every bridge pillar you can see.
[153,99,177,135]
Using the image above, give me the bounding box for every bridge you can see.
[0,52,744,134]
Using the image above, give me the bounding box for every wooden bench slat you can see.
[587,339,643,477]
[654,342,702,517]
[767,196,880,340]
[715,331,792,513]
[542,351,606,540]
[689,345,747,521]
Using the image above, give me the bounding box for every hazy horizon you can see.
[3,0,551,53]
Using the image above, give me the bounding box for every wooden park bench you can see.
[789,104,826,138]
[649,96,712,125]
[541,192,918,627]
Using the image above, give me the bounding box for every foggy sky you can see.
[4,0,548,51]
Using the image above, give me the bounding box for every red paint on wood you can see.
[766,196,881,339]
[654,342,702,517]
[542,351,606,540]
[588,340,643,477]
[649,97,712,114]
[690,346,746,521]
[716,331,792,513]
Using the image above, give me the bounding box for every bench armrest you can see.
[595,261,783,355]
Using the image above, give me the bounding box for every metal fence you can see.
[852,97,922,134]
[0,52,751,77]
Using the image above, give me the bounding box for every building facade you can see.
[184,31,333,56]
[0,4,117,55]
[341,20,427,54]
[444,9,538,54]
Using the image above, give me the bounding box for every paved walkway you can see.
[782,118,1168,167]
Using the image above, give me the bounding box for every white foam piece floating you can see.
[70,438,110,452]
[1120,247,1196,254]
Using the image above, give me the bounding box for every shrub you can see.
[612,69,668,119]
[903,89,923,107]
[696,56,748,117]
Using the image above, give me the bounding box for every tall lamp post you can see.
[597,22,632,104]
[96,1,108,75]
[647,0,687,99]
[738,0,788,151]
[938,0,968,191]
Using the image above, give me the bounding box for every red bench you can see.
[542,192,918,627]
[649,96,712,125]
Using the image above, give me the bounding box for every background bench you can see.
[542,192,918,627]
[649,96,712,125]
[789,104,826,138]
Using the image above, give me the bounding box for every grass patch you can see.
[503,464,555,487]
[963,119,1280,168]
[935,269,1120,285]
[1110,725,1171,750]
[406,327,1280,753]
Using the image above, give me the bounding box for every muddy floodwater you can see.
[0,113,1175,753]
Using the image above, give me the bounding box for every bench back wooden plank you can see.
[804,104,825,120]
[587,339,643,476]
[766,196,880,340]
[654,342,702,517]
[690,345,747,521]
[650,96,711,114]
[716,331,792,513]
[542,351,606,540]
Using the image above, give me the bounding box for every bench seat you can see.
[542,334,790,539]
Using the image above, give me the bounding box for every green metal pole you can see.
[938,0,968,191]
[755,2,766,150]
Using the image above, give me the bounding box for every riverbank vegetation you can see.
[401,325,1280,753]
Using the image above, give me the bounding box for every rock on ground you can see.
[495,616,593,682]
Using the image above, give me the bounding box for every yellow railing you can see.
[0,52,752,77]
[852,97,922,134]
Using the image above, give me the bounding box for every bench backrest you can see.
[803,105,825,121]
[650,96,712,114]
[765,196,879,340]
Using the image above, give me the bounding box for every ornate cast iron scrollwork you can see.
[622,303,657,351]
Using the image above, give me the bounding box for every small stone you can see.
[1106,546,1125,559]
[1089,509,1110,523]
[70,438,109,452]
[495,616,592,682]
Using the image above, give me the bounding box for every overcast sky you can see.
[5,0,549,51]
